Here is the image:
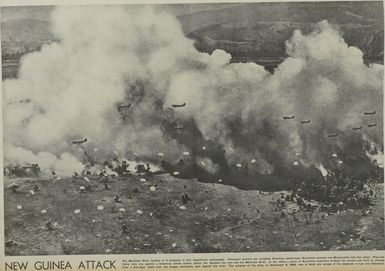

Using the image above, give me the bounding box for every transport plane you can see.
[363,111,376,115]
[171,103,186,108]
[71,138,88,145]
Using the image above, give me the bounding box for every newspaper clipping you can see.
[0,0,384,270]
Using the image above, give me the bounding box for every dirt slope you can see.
[4,174,384,255]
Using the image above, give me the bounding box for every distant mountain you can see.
[1,2,383,76]
[1,6,53,22]
[1,18,56,56]
[178,1,384,64]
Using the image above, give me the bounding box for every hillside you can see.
[1,18,57,78]
[180,2,384,64]
[5,173,384,255]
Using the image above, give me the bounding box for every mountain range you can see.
[1,2,383,73]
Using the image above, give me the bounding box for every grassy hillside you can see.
[4,173,384,255]
[181,1,383,64]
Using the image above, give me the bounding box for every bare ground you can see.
[4,174,385,255]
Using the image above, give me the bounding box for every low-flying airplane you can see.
[300,120,311,124]
[364,111,376,115]
[282,115,295,120]
[71,138,88,145]
[171,103,186,108]
[352,126,363,130]
[328,133,339,138]
[368,122,377,128]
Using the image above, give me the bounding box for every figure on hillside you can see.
[181,193,192,204]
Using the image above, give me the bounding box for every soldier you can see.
[120,225,129,234]
[135,164,143,175]
[122,161,131,176]
[8,183,19,193]
[369,189,374,198]
[31,164,40,177]
[45,220,55,231]
[5,240,17,248]
[102,171,111,190]
[181,193,192,204]
[362,209,367,216]
[33,185,40,193]
[72,172,80,182]
[114,194,122,203]
[346,196,357,208]
[177,159,185,167]
[296,197,305,209]
[276,198,285,208]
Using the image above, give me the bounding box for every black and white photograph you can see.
[2,0,384,256]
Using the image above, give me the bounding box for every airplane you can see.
[328,133,339,138]
[71,138,88,145]
[282,115,295,120]
[352,126,363,130]
[363,111,376,115]
[171,103,186,108]
[368,122,377,128]
[117,104,131,110]
[300,120,311,124]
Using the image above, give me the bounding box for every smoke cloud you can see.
[3,6,383,180]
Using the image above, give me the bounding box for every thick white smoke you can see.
[3,6,383,178]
